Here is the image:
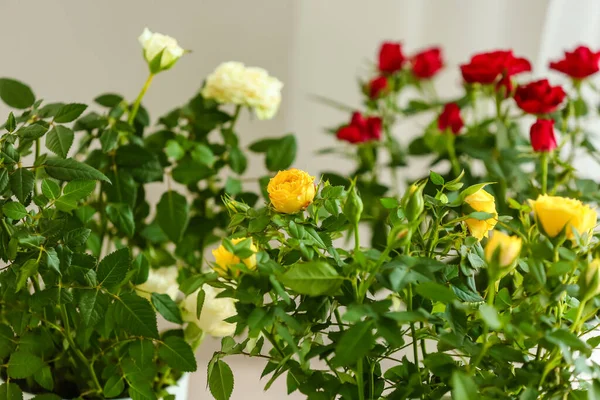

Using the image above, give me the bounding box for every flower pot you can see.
[9,373,189,400]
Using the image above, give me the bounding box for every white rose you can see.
[241,66,283,120]
[201,62,283,120]
[138,28,185,72]
[135,266,179,301]
[181,284,236,337]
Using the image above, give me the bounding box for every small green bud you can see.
[580,260,600,301]
[343,185,364,226]
[401,179,426,222]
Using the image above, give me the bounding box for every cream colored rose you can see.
[181,285,236,337]
[135,266,179,301]
[138,28,185,72]
[201,62,283,120]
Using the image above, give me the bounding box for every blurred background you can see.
[1,0,599,397]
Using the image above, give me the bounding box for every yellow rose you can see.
[529,195,597,240]
[267,169,316,214]
[212,238,257,276]
[463,188,498,240]
[484,231,522,273]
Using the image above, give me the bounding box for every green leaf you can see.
[34,366,54,391]
[0,170,8,193]
[191,144,216,167]
[97,248,130,287]
[0,324,15,359]
[106,203,135,237]
[451,371,478,400]
[114,292,159,338]
[333,321,374,366]
[209,360,234,400]
[158,336,197,372]
[78,289,106,326]
[5,112,16,132]
[415,282,457,303]
[9,168,34,203]
[0,382,23,400]
[100,128,119,153]
[248,138,278,153]
[44,158,110,182]
[280,262,343,296]
[55,180,96,211]
[2,202,28,219]
[228,147,247,174]
[196,288,206,320]
[156,191,189,243]
[429,171,444,185]
[31,395,61,400]
[95,93,124,108]
[103,375,125,398]
[16,124,47,140]
[0,78,35,109]
[16,259,39,292]
[131,254,150,285]
[45,248,60,275]
[380,197,400,209]
[479,304,502,330]
[53,103,88,123]
[266,135,296,172]
[151,293,183,324]
[41,179,61,200]
[46,126,74,158]
[8,351,45,378]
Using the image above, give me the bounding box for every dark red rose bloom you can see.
[514,79,566,114]
[367,76,388,99]
[411,47,443,79]
[337,112,382,144]
[496,75,514,98]
[438,103,463,135]
[529,119,557,152]
[460,50,532,84]
[378,42,405,74]
[549,46,600,79]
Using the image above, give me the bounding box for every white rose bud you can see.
[181,284,236,337]
[135,266,179,301]
[138,28,185,73]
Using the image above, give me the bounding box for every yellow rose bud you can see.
[463,188,498,240]
[212,238,257,276]
[529,195,597,240]
[581,259,600,301]
[267,168,316,214]
[484,231,522,274]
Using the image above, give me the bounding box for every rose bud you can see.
[378,42,406,74]
[367,76,388,99]
[138,28,185,73]
[438,103,464,135]
[529,119,557,152]
[484,231,522,278]
[411,47,443,79]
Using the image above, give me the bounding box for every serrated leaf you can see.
[158,336,197,372]
[0,324,15,359]
[41,179,61,200]
[45,247,60,275]
[429,171,444,185]
[9,167,34,203]
[97,248,130,287]
[79,289,107,326]
[129,339,155,366]
[44,158,109,182]
[106,203,135,237]
[55,180,96,211]
[0,78,35,109]
[151,293,183,324]
[46,126,74,158]
[95,93,124,108]
[8,351,44,378]
[451,371,478,400]
[100,128,119,153]
[103,375,125,398]
[333,321,374,366]
[53,103,88,123]
[34,365,54,391]
[209,360,234,400]
[196,288,206,320]
[0,382,23,400]
[0,170,8,193]
[156,191,189,243]
[5,112,16,132]
[114,292,159,338]
[265,135,296,172]
[280,262,343,296]
[16,124,47,140]
[2,202,28,219]
[16,259,39,292]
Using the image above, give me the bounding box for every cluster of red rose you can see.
[337,43,600,153]
[336,42,443,144]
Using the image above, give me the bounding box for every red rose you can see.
[438,103,463,135]
[529,119,557,152]
[411,47,443,79]
[549,46,600,79]
[378,42,405,74]
[460,50,532,84]
[367,76,388,99]
[514,79,566,114]
[337,112,382,144]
